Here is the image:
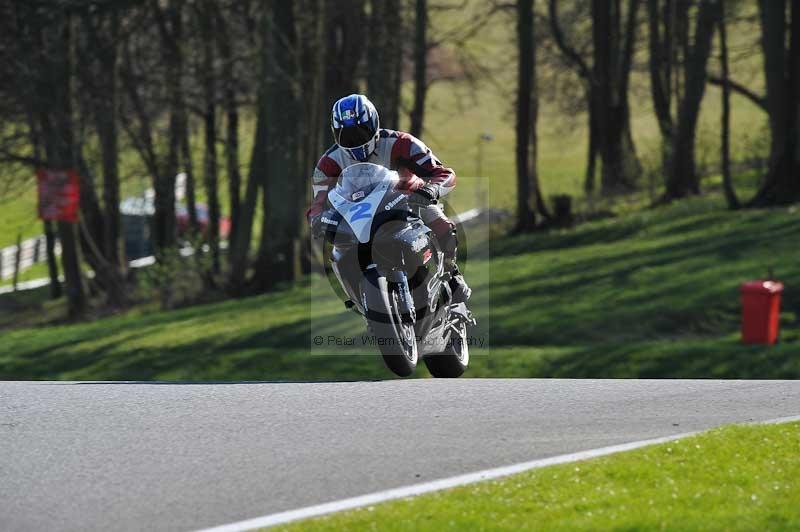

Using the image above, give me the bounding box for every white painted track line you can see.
[198,414,800,531]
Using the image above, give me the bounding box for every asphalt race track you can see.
[1,379,799,531]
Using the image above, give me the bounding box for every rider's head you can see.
[331,94,380,162]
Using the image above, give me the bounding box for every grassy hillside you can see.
[0,191,797,381]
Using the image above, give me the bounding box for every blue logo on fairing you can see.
[349,202,372,222]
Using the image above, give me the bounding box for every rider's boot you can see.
[434,220,471,304]
[447,263,472,304]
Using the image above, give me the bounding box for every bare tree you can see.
[646,0,680,179]
[1,4,88,316]
[648,0,720,200]
[77,4,127,305]
[196,0,221,275]
[367,0,403,127]
[549,0,642,194]
[323,0,366,109]
[663,0,719,200]
[227,1,267,292]
[251,0,304,291]
[228,106,267,292]
[297,0,326,275]
[35,7,87,316]
[718,0,739,209]
[592,0,643,193]
[410,0,428,137]
[120,1,186,253]
[750,0,800,205]
[214,1,242,246]
[515,0,550,232]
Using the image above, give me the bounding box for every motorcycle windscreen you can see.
[329,164,397,243]
[335,163,393,199]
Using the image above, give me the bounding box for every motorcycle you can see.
[316,163,475,378]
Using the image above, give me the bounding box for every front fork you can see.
[387,270,416,324]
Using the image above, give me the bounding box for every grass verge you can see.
[276,421,800,531]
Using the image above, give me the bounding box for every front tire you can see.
[424,322,469,378]
[363,269,418,377]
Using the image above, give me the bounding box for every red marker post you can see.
[740,280,784,345]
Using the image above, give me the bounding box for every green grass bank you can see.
[276,421,800,531]
[0,192,797,381]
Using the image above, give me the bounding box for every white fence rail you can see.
[0,236,61,281]
[1,207,510,291]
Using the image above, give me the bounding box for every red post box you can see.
[740,280,784,345]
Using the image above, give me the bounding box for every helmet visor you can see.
[335,124,375,148]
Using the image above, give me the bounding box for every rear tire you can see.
[363,269,417,377]
[424,322,469,378]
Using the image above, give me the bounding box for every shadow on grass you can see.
[1,200,798,381]
[0,302,395,381]
[534,337,800,379]
[487,208,800,350]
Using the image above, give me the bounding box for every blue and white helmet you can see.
[331,94,380,162]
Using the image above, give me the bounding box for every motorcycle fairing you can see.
[328,175,397,244]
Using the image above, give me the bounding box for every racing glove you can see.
[310,213,324,239]
[410,183,440,205]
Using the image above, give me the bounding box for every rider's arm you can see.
[391,132,456,197]
[305,150,342,223]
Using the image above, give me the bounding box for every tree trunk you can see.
[200,0,221,275]
[100,71,123,279]
[225,99,240,246]
[151,0,184,253]
[750,0,800,205]
[73,7,127,306]
[367,0,402,127]
[38,10,86,317]
[793,0,800,189]
[515,0,548,232]
[647,0,674,142]
[584,92,598,193]
[228,106,266,293]
[77,154,125,301]
[297,0,326,275]
[181,125,199,232]
[324,0,365,109]
[592,0,642,194]
[665,0,719,200]
[84,8,125,278]
[252,0,302,292]
[215,5,241,247]
[57,221,85,317]
[389,1,404,128]
[650,0,719,197]
[43,220,61,299]
[77,154,104,264]
[719,0,739,209]
[410,0,428,137]
[758,0,789,167]
[548,0,603,196]
[228,1,271,292]
[592,0,614,192]
[97,92,126,284]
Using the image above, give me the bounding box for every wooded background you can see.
[0,0,797,319]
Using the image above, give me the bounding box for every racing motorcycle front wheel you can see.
[362,268,418,377]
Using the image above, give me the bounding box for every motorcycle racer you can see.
[307,93,471,303]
